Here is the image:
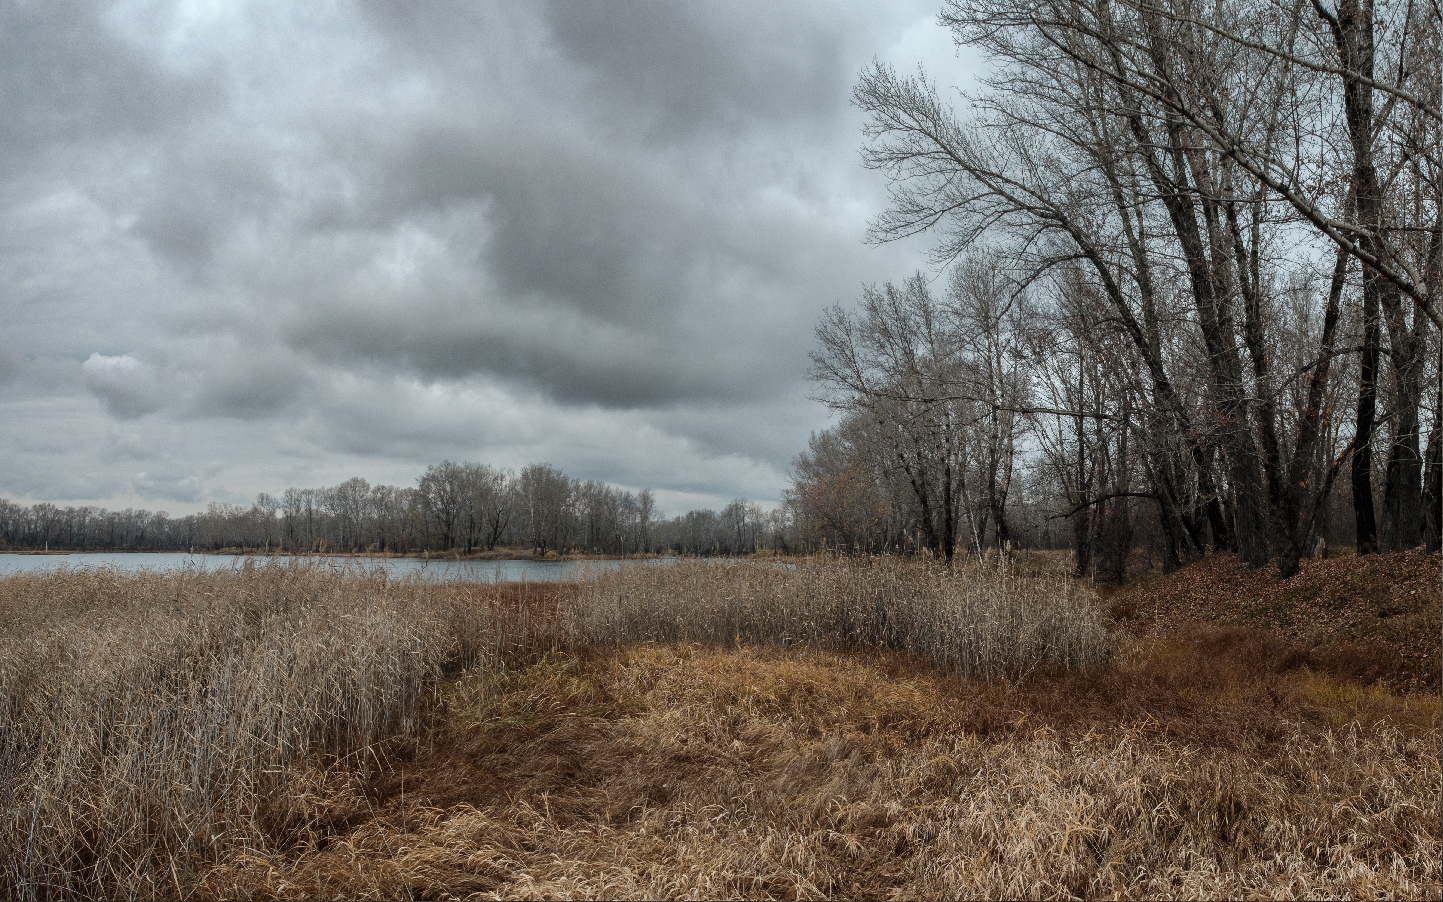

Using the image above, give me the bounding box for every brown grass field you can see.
[1,553,1438,900]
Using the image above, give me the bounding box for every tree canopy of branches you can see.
[794,0,1440,577]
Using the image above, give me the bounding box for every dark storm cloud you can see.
[132,472,205,505]
[274,105,857,406]
[540,1,859,139]
[186,343,312,421]
[382,121,683,321]
[298,0,886,409]
[128,136,284,269]
[0,1,220,161]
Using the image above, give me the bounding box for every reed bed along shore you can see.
[571,556,1110,681]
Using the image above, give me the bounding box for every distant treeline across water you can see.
[0,461,790,557]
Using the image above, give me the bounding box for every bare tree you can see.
[518,463,572,555]
[418,461,468,551]
[811,275,977,561]
[849,0,1432,574]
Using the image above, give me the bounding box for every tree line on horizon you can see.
[789,0,1440,580]
[0,462,787,557]
[1,453,1091,561]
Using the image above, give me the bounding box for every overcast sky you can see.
[1,1,979,517]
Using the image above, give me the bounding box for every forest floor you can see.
[199,550,1440,900]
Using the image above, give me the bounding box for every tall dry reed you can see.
[0,561,559,901]
[570,556,1110,680]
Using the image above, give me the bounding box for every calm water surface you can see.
[0,553,665,583]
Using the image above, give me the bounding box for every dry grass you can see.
[0,562,566,901]
[571,556,1110,681]
[211,644,1441,900]
[1,557,1437,900]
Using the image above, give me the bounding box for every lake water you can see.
[0,553,663,583]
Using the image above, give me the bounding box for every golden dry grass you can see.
[209,644,1441,900]
[1,558,1437,900]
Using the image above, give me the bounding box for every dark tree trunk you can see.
[1353,276,1382,554]
[1424,397,1442,553]
[1380,286,1427,551]
[1321,0,1386,555]
[1155,498,1183,572]
[941,452,957,564]
[1277,247,1348,577]
[1073,504,1094,578]
[898,449,941,561]
[1127,22,1269,568]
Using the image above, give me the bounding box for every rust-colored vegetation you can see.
[1,555,1438,900]
[1110,549,1442,690]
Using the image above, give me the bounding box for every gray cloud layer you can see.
[1,0,972,514]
